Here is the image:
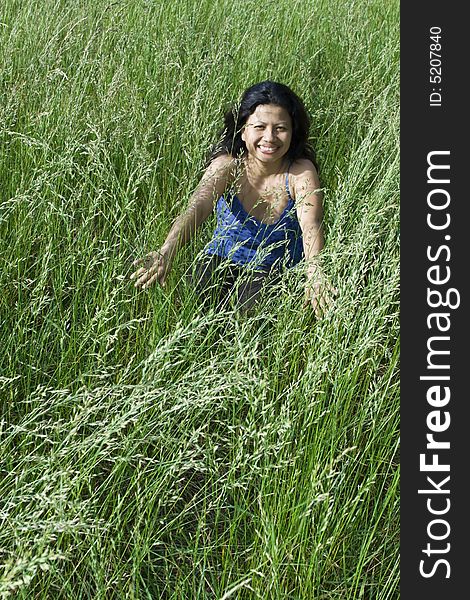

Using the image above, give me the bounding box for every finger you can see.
[158,259,172,287]
[134,275,148,288]
[315,301,326,319]
[321,293,334,317]
[314,288,329,318]
[130,266,147,281]
[142,271,159,289]
[314,300,323,319]
[318,295,328,317]
[311,291,321,314]
[132,257,145,268]
[135,268,155,288]
[309,290,320,313]
[308,291,318,312]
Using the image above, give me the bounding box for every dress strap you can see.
[285,168,294,201]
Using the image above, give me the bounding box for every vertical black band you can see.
[401,4,467,598]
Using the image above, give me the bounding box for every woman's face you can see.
[241,104,292,163]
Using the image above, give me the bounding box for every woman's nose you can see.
[262,128,276,141]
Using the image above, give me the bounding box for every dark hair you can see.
[208,80,317,169]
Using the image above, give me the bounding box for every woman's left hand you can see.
[303,271,337,318]
[130,248,173,289]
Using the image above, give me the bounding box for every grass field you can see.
[0,0,399,598]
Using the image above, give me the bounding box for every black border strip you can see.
[401,4,466,597]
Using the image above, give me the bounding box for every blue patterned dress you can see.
[205,172,303,272]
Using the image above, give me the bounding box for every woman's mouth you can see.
[258,145,278,154]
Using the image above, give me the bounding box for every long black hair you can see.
[207,80,317,169]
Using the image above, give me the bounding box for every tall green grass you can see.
[1,0,399,597]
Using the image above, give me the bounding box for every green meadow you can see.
[0,0,399,598]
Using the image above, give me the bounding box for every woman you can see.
[131,81,335,316]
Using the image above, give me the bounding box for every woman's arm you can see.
[294,160,336,316]
[131,154,235,289]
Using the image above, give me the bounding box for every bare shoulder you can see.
[205,154,238,183]
[193,154,238,203]
[289,159,321,199]
[289,158,318,178]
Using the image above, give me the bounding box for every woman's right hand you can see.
[130,248,172,289]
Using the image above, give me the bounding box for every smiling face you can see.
[241,104,292,164]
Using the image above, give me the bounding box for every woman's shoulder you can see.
[206,153,238,184]
[288,158,319,177]
[209,153,236,166]
[288,159,321,201]
[198,154,238,192]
